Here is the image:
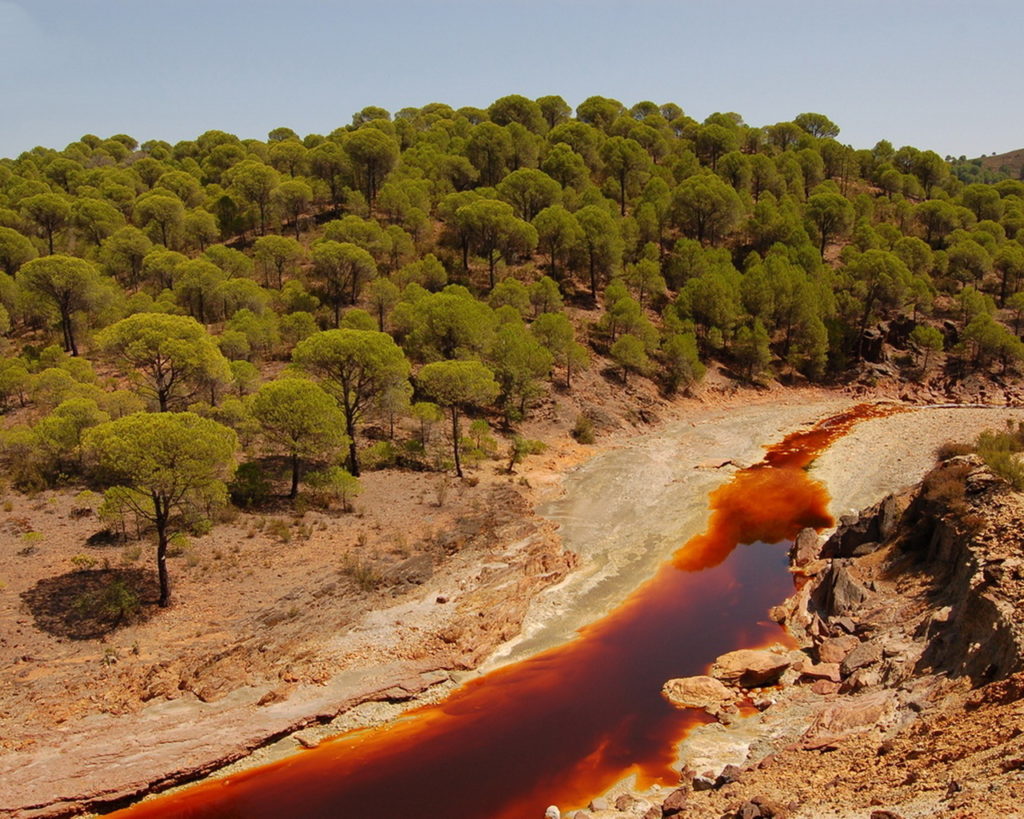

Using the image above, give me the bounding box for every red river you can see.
[109,404,889,819]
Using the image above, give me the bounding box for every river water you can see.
[109,405,886,819]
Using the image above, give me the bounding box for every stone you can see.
[817,634,860,664]
[841,641,882,677]
[735,795,788,818]
[851,541,881,557]
[798,660,842,683]
[588,797,610,811]
[614,793,639,811]
[810,679,841,695]
[840,668,881,693]
[715,764,742,787]
[802,690,896,749]
[831,616,858,634]
[292,730,319,749]
[641,808,661,819]
[814,563,873,617]
[661,786,688,815]
[790,528,821,568]
[692,774,716,791]
[869,812,904,819]
[662,675,735,710]
[385,553,433,585]
[711,649,792,688]
[544,807,560,819]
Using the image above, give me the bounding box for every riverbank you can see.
[3,392,1018,817]
[583,405,1024,819]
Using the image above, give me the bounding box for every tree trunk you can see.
[62,310,78,356]
[290,454,300,499]
[451,407,462,478]
[345,405,360,477]
[155,498,170,607]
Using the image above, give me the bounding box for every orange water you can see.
[109,404,890,819]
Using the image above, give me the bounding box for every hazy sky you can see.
[1,0,1020,160]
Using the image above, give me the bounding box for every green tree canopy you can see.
[417,359,499,477]
[292,329,411,475]
[670,172,744,245]
[84,411,238,606]
[0,225,37,276]
[310,240,378,325]
[249,377,348,498]
[97,313,232,411]
[805,191,855,257]
[18,255,110,356]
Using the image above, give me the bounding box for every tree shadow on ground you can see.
[20,568,158,640]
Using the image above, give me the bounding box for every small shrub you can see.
[305,467,362,512]
[188,517,213,537]
[167,532,189,557]
[266,518,292,543]
[70,553,98,571]
[342,557,380,592]
[923,463,970,514]
[76,577,139,624]
[120,544,142,565]
[70,490,99,518]
[975,428,1024,491]
[18,531,42,556]
[469,419,498,456]
[571,414,595,444]
[363,440,397,470]
[434,476,451,507]
[229,462,272,508]
[935,441,972,460]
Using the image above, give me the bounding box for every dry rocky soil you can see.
[2,370,1024,817]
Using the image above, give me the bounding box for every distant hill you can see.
[948,148,1024,184]
[980,148,1024,179]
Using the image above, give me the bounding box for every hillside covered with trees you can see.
[2,95,1024,608]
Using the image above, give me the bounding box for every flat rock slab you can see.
[0,660,448,818]
[662,675,736,709]
[711,649,793,688]
[801,689,897,749]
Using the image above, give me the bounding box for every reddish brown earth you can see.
[2,381,1023,818]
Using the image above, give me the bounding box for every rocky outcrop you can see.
[820,492,904,560]
[640,459,1024,819]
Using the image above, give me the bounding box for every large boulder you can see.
[790,527,821,568]
[822,494,903,559]
[710,649,792,687]
[662,675,735,709]
[817,634,860,664]
[812,561,873,617]
[661,787,689,815]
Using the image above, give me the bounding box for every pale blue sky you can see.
[1,0,1020,160]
